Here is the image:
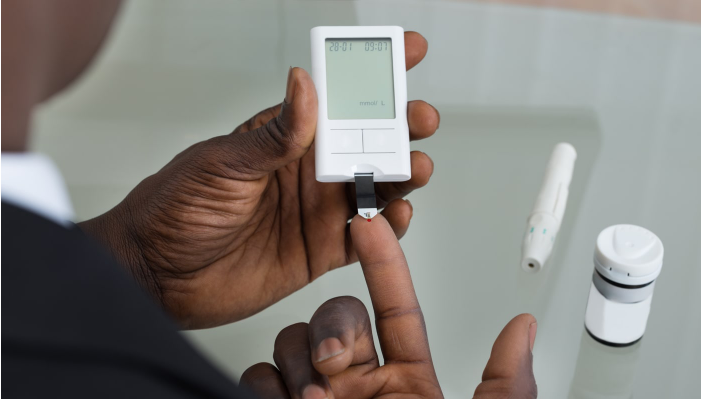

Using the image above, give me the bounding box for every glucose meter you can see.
[311,26,411,218]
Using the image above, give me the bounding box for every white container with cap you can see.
[584,224,664,346]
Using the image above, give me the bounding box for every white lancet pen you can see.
[521,143,577,272]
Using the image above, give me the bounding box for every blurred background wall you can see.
[476,0,700,24]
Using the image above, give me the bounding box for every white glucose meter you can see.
[311,26,410,218]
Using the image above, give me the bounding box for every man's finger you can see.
[379,198,413,240]
[341,199,413,267]
[240,362,290,399]
[273,323,334,399]
[374,151,434,208]
[349,215,432,364]
[211,67,317,180]
[474,314,538,399]
[232,104,282,135]
[407,100,440,141]
[308,296,379,378]
[404,31,428,70]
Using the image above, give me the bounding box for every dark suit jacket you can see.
[2,202,247,398]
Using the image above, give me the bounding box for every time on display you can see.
[363,41,388,51]
[328,41,389,52]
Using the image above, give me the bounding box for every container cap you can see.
[594,225,664,286]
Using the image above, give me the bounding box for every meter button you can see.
[330,129,363,153]
[363,129,397,153]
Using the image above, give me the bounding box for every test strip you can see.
[354,172,377,219]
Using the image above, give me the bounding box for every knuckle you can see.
[187,136,242,178]
[375,305,424,322]
[273,323,310,367]
[240,362,277,383]
[257,105,281,127]
[313,296,369,325]
[319,296,366,314]
[236,104,280,134]
[311,296,370,342]
[262,115,295,158]
[275,322,308,346]
[205,123,291,178]
[362,254,410,271]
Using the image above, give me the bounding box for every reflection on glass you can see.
[568,328,642,399]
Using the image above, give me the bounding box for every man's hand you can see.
[240,216,538,398]
[79,32,439,329]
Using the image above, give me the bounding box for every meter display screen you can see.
[325,38,395,120]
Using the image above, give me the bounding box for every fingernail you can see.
[284,66,296,104]
[529,322,537,352]
[302,384,328,399]
[315,337,345,362]
[405,199,413,212]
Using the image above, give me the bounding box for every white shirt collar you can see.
[1,153,75,226]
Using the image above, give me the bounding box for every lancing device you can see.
[521,143,577,272]
[310,26,411,219]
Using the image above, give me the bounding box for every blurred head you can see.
[2,0,121,151]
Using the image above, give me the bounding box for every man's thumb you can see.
[474,314,538,399]
[217,67,317,179]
